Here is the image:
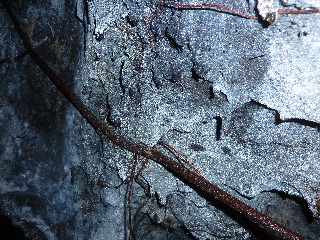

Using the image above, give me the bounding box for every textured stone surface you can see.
[0,1,82,239]
[1,0,320,240]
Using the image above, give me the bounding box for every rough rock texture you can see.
[1,0,320,240]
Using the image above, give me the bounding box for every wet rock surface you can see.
[0,0,320,239]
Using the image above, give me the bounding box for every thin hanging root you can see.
[1,1,304,239]
[125,155,150,240]
[169,2,320,20]
[278,7,320,15]
[169,2,257,19]
[134,157,150,180]
[124,155,138,240]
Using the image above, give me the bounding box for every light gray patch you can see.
[255,16,320,122]
[79,1,320,239]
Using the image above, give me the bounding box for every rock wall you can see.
[1,1,320,239]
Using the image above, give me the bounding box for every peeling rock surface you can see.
[0,0,320,240]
